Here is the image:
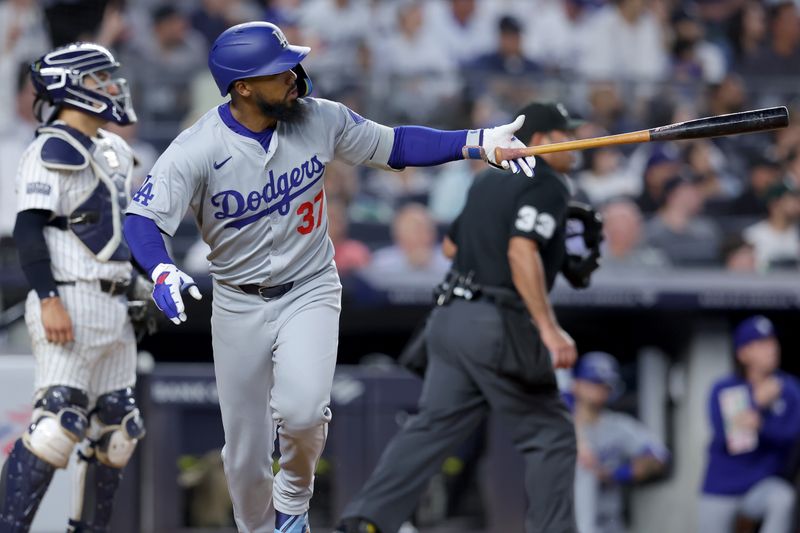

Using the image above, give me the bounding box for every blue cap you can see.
[574,352,622,394]
[734,315,776,350]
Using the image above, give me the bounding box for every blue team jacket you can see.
[702,372,800,495]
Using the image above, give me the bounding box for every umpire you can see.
[337,102,598,533]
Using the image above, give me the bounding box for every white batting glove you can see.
[462,115,536,177]
[150,263,202,325]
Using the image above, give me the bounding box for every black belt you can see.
[56,279,130,296]
[238,281,294,301]
[47,212,100,229]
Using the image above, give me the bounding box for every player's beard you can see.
[255,94,306,124]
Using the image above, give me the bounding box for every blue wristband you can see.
[612,463,634,484]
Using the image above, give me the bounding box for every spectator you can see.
[577,147,639,205]
[683,139,739,202]
[600,198,669,269]
[0,0,48,131]
[360,203,450,289]
[468,15,540,77]
[572,352,669,533]
[374,0,459,123]
[0,63,36,239]
[122,4,207,150]
[586,82,641,136]
[786,149,800,190]
[524,0,591,73]
[190,0,258,47]
[710,153,782,217]
[427,0,495,66]
[707,75,747,118]
[645,175,722,266]
[299,0,372,94]
[698,316,800,533]
[328,199,371,277]
[743,182,800,271]
[636,144,682,214]
[722,235,757,273]
[738,2,800,79]
[579,0,668,81]
[726,1,767,66]
[671,10,726,84]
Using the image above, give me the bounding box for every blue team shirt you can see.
[702,371,800,495]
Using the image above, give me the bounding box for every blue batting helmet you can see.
[30,42,136,125]
[208,22,313,97]
[574,351,624,398]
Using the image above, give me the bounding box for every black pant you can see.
[343,299,577,533]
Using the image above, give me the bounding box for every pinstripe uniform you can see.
[16,127,137,398]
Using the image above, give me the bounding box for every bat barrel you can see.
[649,106,789,142]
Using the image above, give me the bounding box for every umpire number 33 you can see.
[515,205,556,239]
[296,189,325,235]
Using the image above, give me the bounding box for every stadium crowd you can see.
[1,0,800,285]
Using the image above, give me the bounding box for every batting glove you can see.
[150,263,202,325]
[463,115,536,177]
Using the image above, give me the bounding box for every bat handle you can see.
[494,146,532,164]
[495,130,652,163]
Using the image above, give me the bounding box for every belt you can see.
[56,279,131,296]
[238,281,294,301]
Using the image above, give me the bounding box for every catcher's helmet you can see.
[30,42,136,125]
[208,22,312,97]
[574,351,624,398]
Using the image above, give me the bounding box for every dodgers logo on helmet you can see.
[30,42,136,126]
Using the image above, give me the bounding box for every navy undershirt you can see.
[217,102,275,151]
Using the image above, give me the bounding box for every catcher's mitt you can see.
[127,275,158,342]
[561,201,603,289]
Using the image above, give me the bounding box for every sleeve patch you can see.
[347,108,366,125]
[26,182,52,195]
[515,205,556,239]
[132,175,155,206]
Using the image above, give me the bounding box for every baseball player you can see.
[698,316,800,533]
[571,352,669,533]
[0,43,146,532]
[122,21,535,533]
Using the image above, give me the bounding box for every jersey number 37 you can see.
[296,189,325,235]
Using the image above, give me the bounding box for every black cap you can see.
[514,102,585,144]
[498,15,523,33]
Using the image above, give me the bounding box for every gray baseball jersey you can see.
[576,410,669,533]
[126,98,395,285]
[126,98,396,530]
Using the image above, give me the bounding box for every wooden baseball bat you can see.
[494,106,789,163]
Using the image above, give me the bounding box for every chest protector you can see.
[38,124,134,262]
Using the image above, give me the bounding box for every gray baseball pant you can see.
[697,477,796,533]
[211,265,341,533]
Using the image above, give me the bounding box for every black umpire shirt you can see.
[448,157,572,292]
